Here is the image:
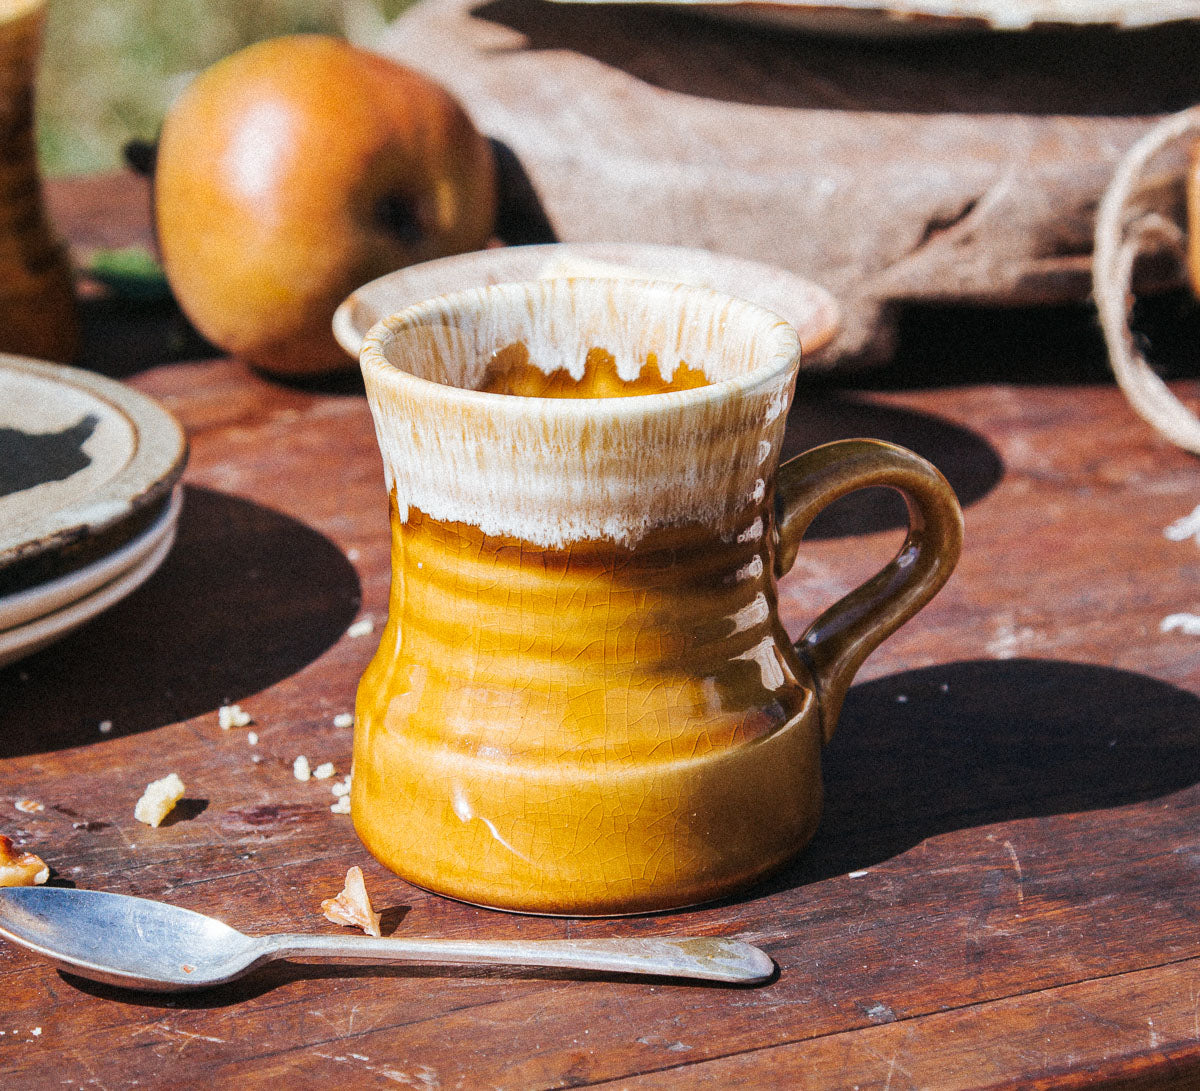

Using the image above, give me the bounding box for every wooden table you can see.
[2,173,1200,1088]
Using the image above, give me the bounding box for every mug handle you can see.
[773,439,964,743]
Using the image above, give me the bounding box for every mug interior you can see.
[364,278,800,403]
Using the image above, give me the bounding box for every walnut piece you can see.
[321,866,381,937]
[134,773,186,827]
[0,835,48,887]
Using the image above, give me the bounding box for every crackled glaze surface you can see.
[356,280,813,913]
[355,279,961,914]
[353,503,822,914]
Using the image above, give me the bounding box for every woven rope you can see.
[1093,107,1200,454]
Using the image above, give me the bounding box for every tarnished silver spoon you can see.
[0,886,774,991]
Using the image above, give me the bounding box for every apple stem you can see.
[489,138,558,246]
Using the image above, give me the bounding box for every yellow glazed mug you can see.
[354,279,963,915]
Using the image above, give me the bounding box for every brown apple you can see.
[155,35,496,377]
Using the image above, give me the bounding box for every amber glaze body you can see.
[355,279,962,915]
[0,0,78,362]
[355,502,823,914]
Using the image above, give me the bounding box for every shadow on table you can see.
[754,657,1200,896]
[0,485,360,757]
[841,292,1200,391]
[781,393,1003,539]
[474,0,1200,117]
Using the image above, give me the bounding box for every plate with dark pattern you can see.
[0,354,187,598]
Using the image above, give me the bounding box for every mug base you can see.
[356,803,823,919]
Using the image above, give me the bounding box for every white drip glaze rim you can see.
[359,278,802,419]
[358,279,803,548]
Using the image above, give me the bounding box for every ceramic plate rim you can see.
[0,505,179,671]
[0,354,188,573]
[0,485,182,633]
[542,0,1200,35]
[333,243,840,363]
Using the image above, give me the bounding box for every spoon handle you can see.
[262,934,773,984]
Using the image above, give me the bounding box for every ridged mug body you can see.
[354,501,823,914]
[354,279,820,915]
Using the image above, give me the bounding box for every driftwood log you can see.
[379,0,1200,363]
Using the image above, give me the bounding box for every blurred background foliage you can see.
[38,0,411,176]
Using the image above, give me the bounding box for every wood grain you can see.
[1,173,1199,1088]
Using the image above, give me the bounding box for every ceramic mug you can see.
[0,0,78,361]
[354,278,963,915]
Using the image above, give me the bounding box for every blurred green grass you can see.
[38,0,411,176]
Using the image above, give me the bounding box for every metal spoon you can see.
[0,886,774,991]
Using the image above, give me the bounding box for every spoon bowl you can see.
[0,887,267,990]
[0,887,775,992]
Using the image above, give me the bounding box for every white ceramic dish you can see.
[546,0,1200,36]
[0,499,179,670]
[0,485,182,633]
[333,243,840,363]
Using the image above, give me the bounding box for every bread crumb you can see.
[333,712,353,729]
[1164,503,1200,543]
[330,796,351,815]
[1161,613,1200,635]
[246,731,258,746]
[0,835,48,886]
[313,762,335,780]
[293,755,311,781]
[321,866,380,936]
[218,704,252,730]
[14,799,43,814]
[331,775,352,798]
[134,773,186,827]
[30,1027,40,1036]
[98,720,113,734]
[346,617,374,639]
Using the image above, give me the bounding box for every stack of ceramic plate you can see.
[0,355,187,670]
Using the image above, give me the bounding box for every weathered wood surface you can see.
[2,173,1200,1087]
[379,0,1200,362]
